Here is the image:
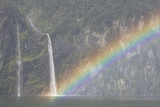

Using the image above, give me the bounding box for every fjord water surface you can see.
[0,96,160,107]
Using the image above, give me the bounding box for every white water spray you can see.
[27,15,57,96]
[16,21,22,97]
[45,33,57,96]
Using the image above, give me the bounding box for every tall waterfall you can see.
[27,15,57,96]
[45,33,57,96]
[16,21,22,97]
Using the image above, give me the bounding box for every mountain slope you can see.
[1,0,160,96]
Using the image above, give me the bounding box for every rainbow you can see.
[56,14,160,96]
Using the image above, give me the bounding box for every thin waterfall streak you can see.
[16,20,22,97]
[46,33,57,96]
[26,15,42,34]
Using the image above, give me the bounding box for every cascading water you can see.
[26,15,42,34]
[16,21,22,97]
[26,15,57,96]
[45,33,57,96]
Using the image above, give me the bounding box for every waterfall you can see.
[16,21,22,97]
[26,15,57,96]
[26,15,42,34]
[45,33,57,96]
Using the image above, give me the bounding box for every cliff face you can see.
[0,8,17,96]
[0,7,50,96]
[74,16,160,96]
[1,1,160,96]
[52,14,160,96]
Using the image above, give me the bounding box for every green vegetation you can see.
[1,0,160,96]
[0,10,18,95]
[21,30,47,62]
[9,0,160,39]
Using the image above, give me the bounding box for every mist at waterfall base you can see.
[1,96,160,107]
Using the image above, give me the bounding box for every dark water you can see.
[0,96,160,107]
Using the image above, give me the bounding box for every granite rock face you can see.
[74,16,160,96]
[1,1,160,96]
[0,8,17,96]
